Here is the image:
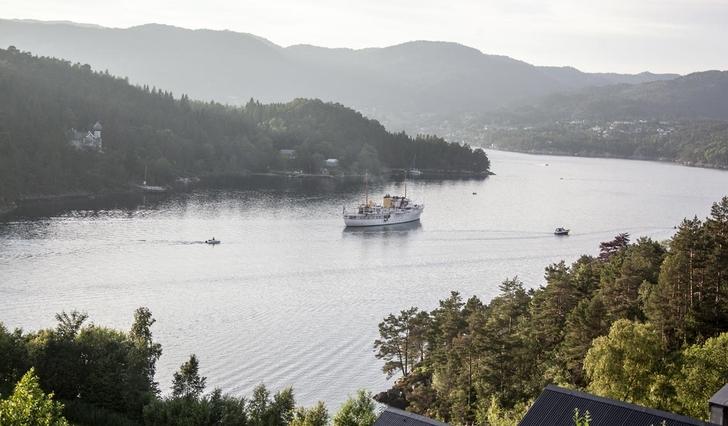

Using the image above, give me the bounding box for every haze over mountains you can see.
[0,19,685,132]
[498,70,728,123]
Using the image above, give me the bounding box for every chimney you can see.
[710,384,728,426]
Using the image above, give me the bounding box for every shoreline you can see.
[0,170,490,219]
[486,147,728,171]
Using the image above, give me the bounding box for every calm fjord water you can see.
[2,150,728,407]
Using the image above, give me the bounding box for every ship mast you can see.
[365,170,369,205]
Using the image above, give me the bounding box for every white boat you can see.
[343,173,424,227]
[408,155,423,176]
[135,184,168,193]
[554,227,570,236]
[136,165,168,193]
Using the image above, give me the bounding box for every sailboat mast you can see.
[143,165,147,186]
[404,170,407,198]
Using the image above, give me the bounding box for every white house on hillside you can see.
[69,121,103,151]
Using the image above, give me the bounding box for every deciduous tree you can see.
[0,368,69,426]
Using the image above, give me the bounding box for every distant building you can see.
[279,149,296,160]
[69,121,103,151]
[519,384,718,426]
[325,158,339,168]
[374,406,448,426]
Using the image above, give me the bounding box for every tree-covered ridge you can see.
[0,308,378,426]
[480,119,728,169]
[374,196,728,424]
[0,47,489,206]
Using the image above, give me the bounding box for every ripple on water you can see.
[2,151,728,407]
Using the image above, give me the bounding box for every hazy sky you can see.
[1,0,727,73]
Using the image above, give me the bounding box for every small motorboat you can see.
[554,227,570,236]
[205,238,221,245]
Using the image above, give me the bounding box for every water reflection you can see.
[342,221,423,237]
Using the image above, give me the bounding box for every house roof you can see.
[374,406,448,426]
[710,384,728,406]
[93,121,103,130]
[518,385,710,426]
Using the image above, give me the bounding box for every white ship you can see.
[343,173,424,227]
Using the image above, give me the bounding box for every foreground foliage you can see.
[0,307,377,425]
[0,368,69,426]
[375,196,728,423]
[332,390,377,426]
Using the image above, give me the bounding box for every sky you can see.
[1,0,727,74]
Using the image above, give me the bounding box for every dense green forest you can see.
[0,308,378,426]
[374,196,728,424]
[0,46,489,207]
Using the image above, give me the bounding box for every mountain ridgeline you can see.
[499,70,728,123]
[0,20,678,132]
[0,47,489,206]
[5,19,727,169]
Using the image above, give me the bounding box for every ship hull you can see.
[343,207,424,227]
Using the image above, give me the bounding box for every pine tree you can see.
[171,354,206,399]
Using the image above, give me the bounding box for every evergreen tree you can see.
[333,390,377,426]
[646,218,714,348]
[172,354,207,399]
[374,307,428,379]
[290,401,329,426]
[556,295,609,387]
[599,238,665,322]
[126,307,163,418]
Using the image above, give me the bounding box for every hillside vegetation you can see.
[374,197,728,423]
[0,47,489,206]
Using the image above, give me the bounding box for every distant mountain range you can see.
[0,19,682,132]
[494,70,728,124]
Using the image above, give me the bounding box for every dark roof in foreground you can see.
[519,385,711,426]
[374,406,449,426]
[710,384,728,406]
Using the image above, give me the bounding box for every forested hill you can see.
[0,47,489,206]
